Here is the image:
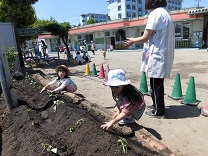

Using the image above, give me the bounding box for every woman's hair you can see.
[57,67,69,80]
[145,0,167,10]
[112,84,143,105]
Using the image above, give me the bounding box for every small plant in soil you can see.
[31,120,39,126]
[48,92,60,99]
[41,143,58,154]
[53,100,64,112]
[118,137,128,154]
[26,108,32,113]
[69,118,84,133]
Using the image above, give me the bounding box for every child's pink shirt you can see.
[116,95,144,115]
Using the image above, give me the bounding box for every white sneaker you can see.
[118,117,135,125]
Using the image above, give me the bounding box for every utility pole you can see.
[195,0,201,8]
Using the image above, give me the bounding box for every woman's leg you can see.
[150,78,165,115]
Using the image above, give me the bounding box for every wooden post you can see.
[0,37,18,111]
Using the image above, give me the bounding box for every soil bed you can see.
[0,75,160,156]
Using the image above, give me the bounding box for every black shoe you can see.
[146,105,155,111]
[145,111,164,119]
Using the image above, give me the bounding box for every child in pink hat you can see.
[40,65,77,94]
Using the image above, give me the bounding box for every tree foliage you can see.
[0,0,37,27]
[87,16,95,25]
[33,19,71,60]
[44,22,71,54]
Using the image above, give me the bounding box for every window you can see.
[132,0,136,2]
[126,4,131,9]
[132,5,136,10]
[178,2,181,5]
[116,30,126,41]
[85,34,93,43]
[118,5,121,11]
[132,12,136,17]
[103,16,106,19]
[175,24,181,37]
[78,35,82,39]
[183,23,190,39]
[138,0,142,4]
[127,12,131,17]
[117,0,121,2]
[138,8,142,11]
[105,32,110,36]
[118,13,122,18]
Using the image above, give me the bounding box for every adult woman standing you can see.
[124,0,175,118]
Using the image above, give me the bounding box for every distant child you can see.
[75,51,84,64]
[102,48,107,59]
[91,41,95,55]
[82,52,91,63]
[101,69,146,130]
[40,65,77,93]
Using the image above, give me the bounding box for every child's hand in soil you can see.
[101,120,114,130]
[47,90,58,94]
[40,87,47,93]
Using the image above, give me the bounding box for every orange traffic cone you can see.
[99,64,105,79]
[85,63,90,76]
[201,100,208,117]
[103,65,110,85]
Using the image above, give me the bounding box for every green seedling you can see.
[48,92,59,99]
[41,143,57,154]
[32,121,38,126]
[69,118,84,133]
[118,137,128,154]
[69,127,75,133]
[26,108,32,113]
[53,100,64,112]
[75,118,84,127]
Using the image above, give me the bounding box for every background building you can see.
[79,13,108,26]
[107,0,182,20]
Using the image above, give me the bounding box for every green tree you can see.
[0,0,38,67]
[0,0,37,27]
[86,16,95,25]
[33,19,71,61]
[44,22,71,62]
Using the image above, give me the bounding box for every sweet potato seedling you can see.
[41,143,57,154]
[118,137,128,154]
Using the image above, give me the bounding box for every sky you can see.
[33,0,208,26]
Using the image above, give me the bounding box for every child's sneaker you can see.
[118,117,135,125]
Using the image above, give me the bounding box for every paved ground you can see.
[41,49,208,156]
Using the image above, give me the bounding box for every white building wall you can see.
[107,0,182,20]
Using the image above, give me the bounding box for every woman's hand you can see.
[124,38,134,47]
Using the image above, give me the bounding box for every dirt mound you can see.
[0,76,159,156]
